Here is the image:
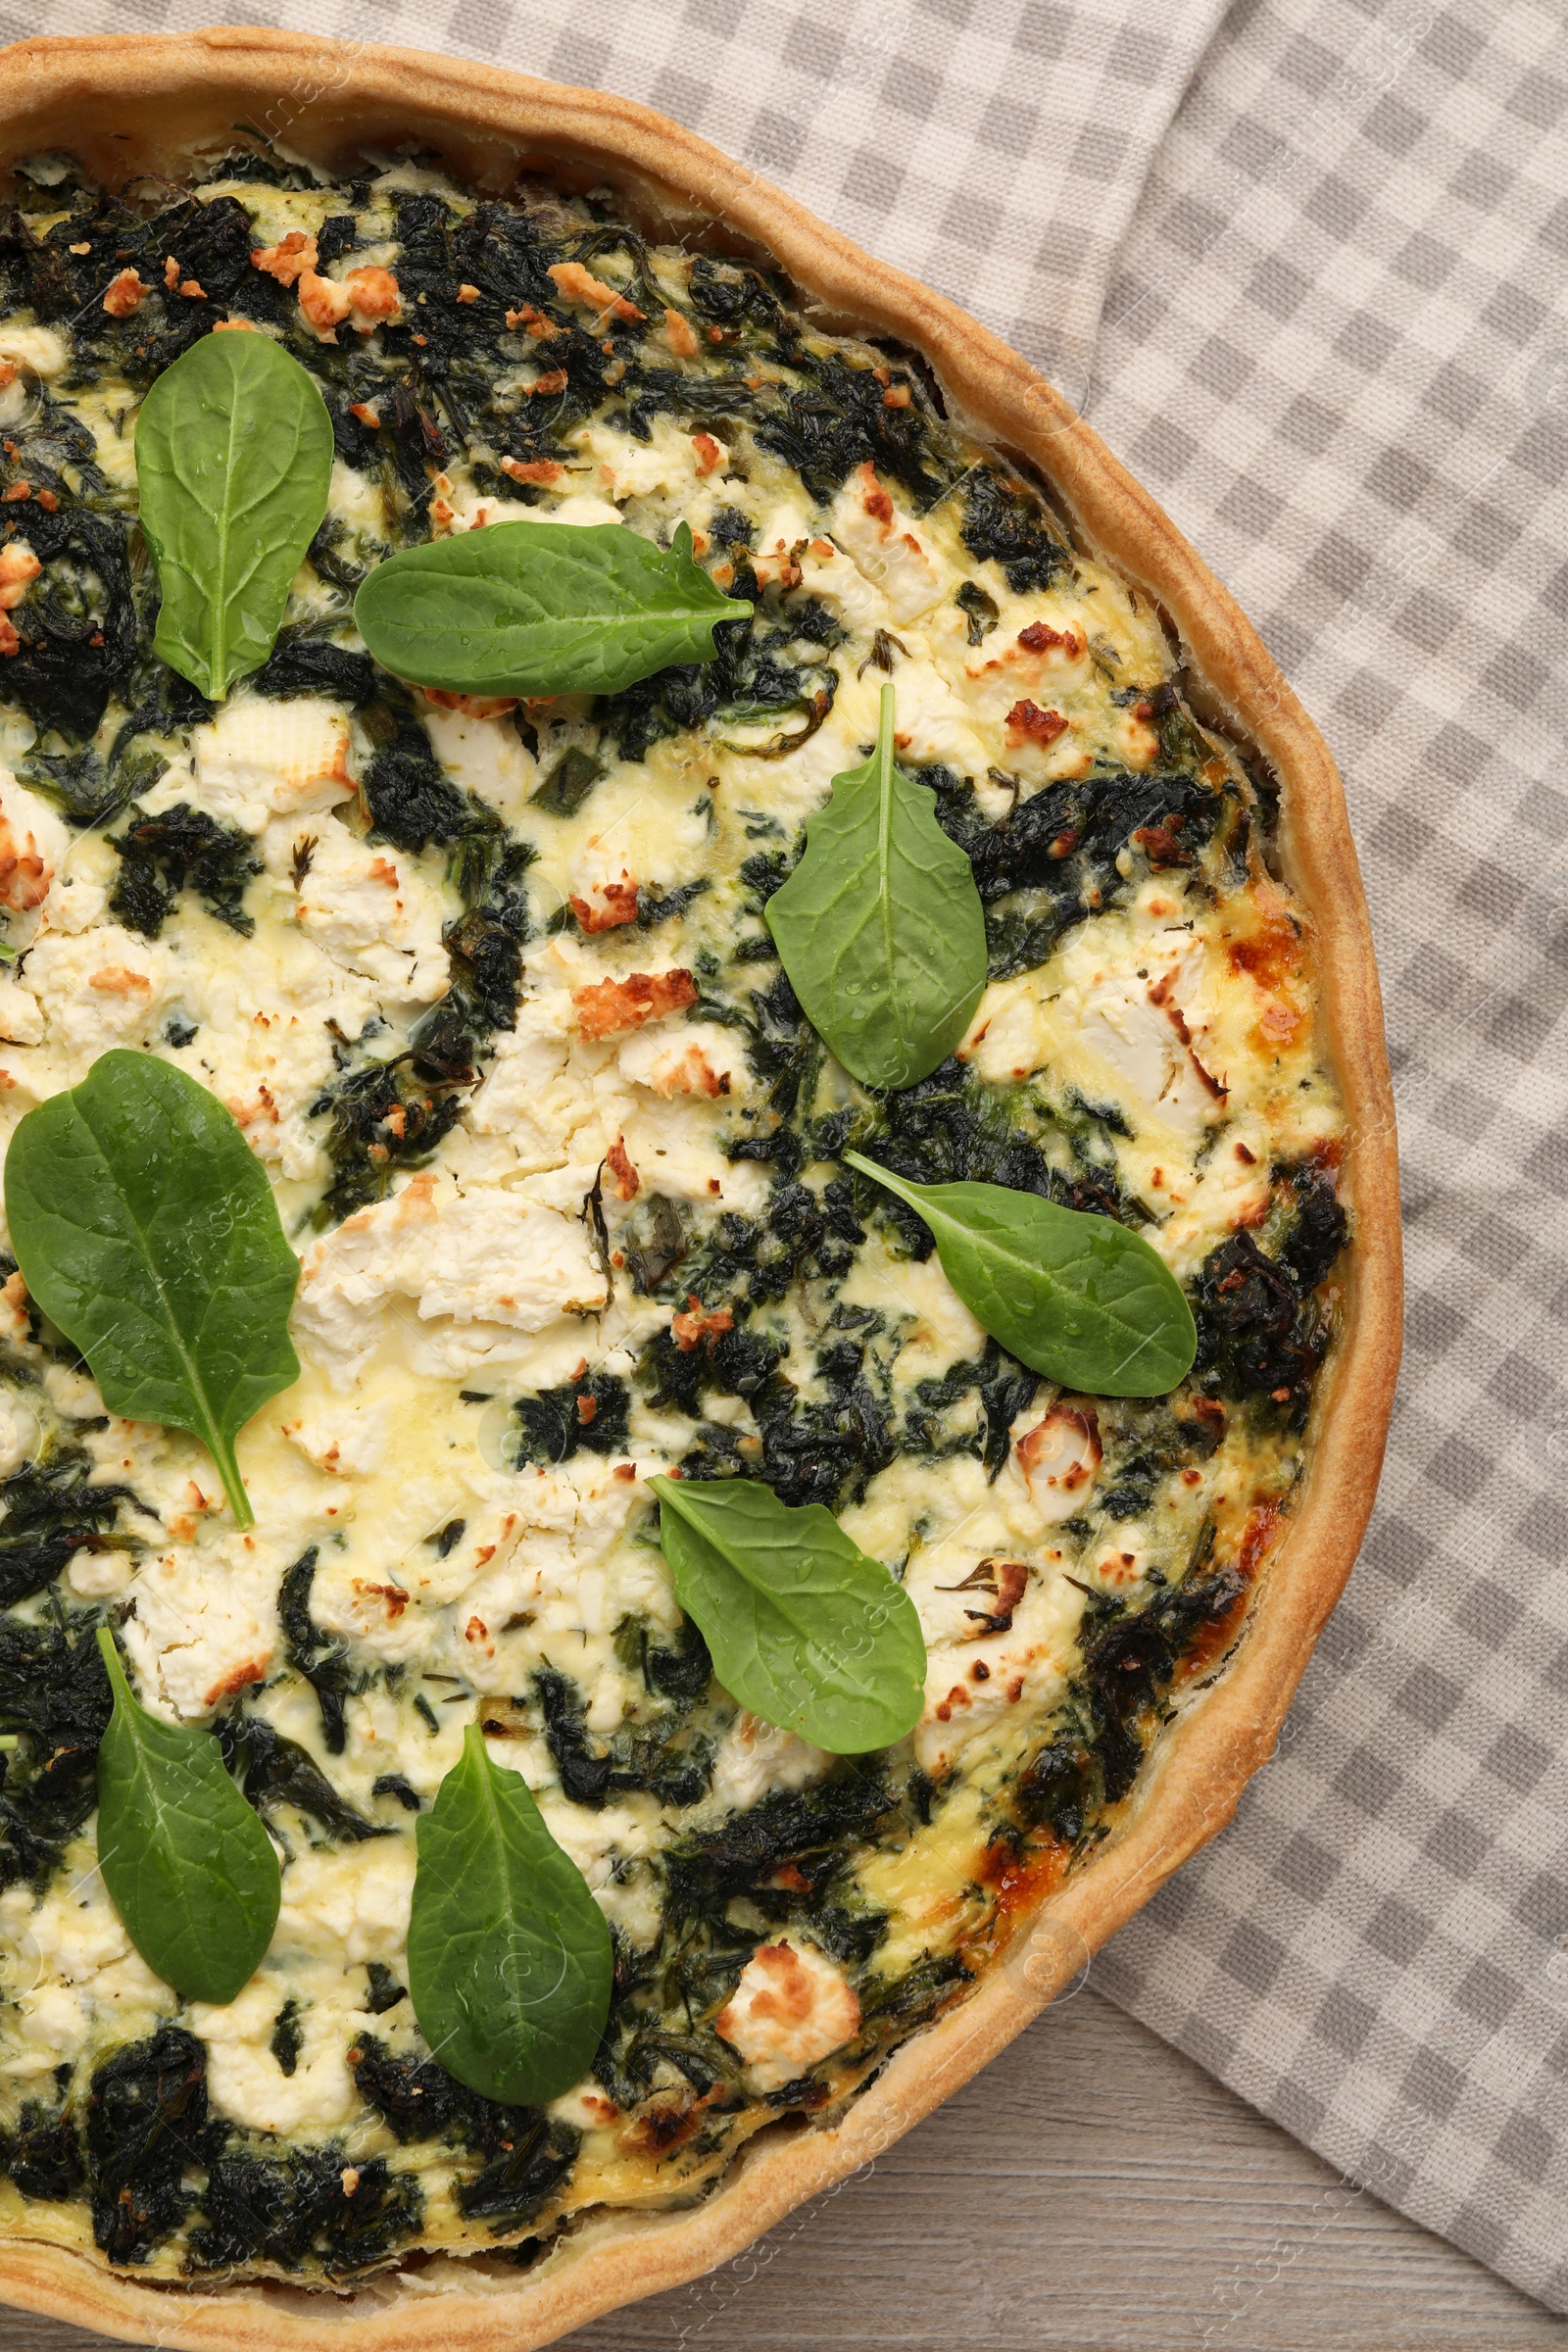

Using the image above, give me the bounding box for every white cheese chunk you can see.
[469,998,614,1165]
[710,1714,830,1813]
[0,324,67,378]
[21,926,172,1072]
[715,1940,861,2090]
[272,1841,416,1968]
[0,977,41,1047]
[0,1393,38,1479]
[0,771,69,920]
[827,463,945,622]
[575,416,711,501]
[286,1400,390,1477]
[279,816,450,1003]
[421,699,537,819]
[172,695,358,836]
[617,1020,750,1101]
[191,1978,359,2138]
[293,1172,609,1386]
[122,1535,280,1721]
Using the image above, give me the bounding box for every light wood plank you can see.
[0,1991,1558,2351]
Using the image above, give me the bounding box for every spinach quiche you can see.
[0,30,1399,2352]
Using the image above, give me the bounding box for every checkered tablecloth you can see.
[11,0,1568,2315]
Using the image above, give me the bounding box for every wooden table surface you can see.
[0,1986,1559,2352]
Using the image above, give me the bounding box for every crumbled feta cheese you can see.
[421,698,537,819]
[281,816,450,1002]
[0,771,68,922]
[294,1172,609,1385]
[273,1841,415,1967]
[65,1545,134,1599]
[190,1978,359,2137]
[828,462,945,621]
[710,1714,830,1813]
[0,977,41,1047]
[0,1392,38,1479]
[287,1401,390,1477]
[617,1020,750,1101]
[21,926,172,1072]
[122,1535,280,1720]
[715,1940,861,2090]
[183,696,357,835]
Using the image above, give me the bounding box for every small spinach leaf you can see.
[408,1723,612,2107]
[845,1151,1197,1396]
[5,1051,301,1526]
[136,330,333,700]
[764,684,986,1089]
[650,1476,925,1754]
[353,520,748,699]
[93,1630,280,2004]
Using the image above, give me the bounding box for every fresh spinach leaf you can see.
[93,1630,280,2004]
[845,1151,1197,1396]
[353,520,748,699]
[650,1476,925,1754]
[5,1050,301,1527]
[136,330,333,700]
[764,684,986,1089]
[407,1723,612,2107]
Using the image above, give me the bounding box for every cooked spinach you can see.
[270,1999,303,2078]
[348,2034,579,2233]
[108,803,260,938]
[218,1713,390,1845]
[359,688,474,851]
[4,2092,82,2201]
[308,1048,466,1229]
[0,1437,140,1610]
[1016,1553,1248,1836]
[1193,1222,1338,1429]
[0,1605,114,1889]
[279,1546,360,1756]
[513,1368,630,1467]
[531,1664,710,1811]
[904,1342,1043,1481]
[0,503,137,740]
[958,467,1067,592]
[364,1961,407,2014]
[924,759,1233,981]
[190,2144,421,2275]
[530,744,605,816]
[86,2027,208,2266]
[662,1772,898,1929]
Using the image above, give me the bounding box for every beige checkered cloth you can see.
[11,0,1568,2316]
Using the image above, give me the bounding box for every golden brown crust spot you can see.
[572,968,697,1040]
[102,267,149,316]
[670,1297,733,1351]
[250,229,317,284]
[605,1137,640,1200]
[547,260,643,320]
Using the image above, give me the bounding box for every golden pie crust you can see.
[0,27,1403,2349]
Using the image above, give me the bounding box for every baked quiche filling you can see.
[0,149,1348,2281]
